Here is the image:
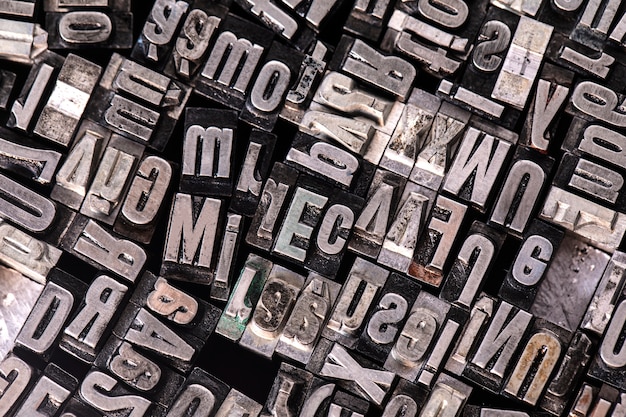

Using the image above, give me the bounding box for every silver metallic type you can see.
[80,370,151,416]
[443,124,516,212]
[0,354,34,417]
[212,213,243,301]
[61,275,128,362]
[215,388,262,417]
[162,193,222,284]
[384,291,450,381]
[33,54,101,146]
[324,258,389,349]
[80,135,144,226]
[491,17,553,110]
[0,18,47,63]
[540,186,626,252]
[286,139,359,188]
[319,343,395,405]
[582,251,626,335]
[419,374,472,417]
[14,372,71,417]
[0,221,62,284]
[239,264,305,358]
[139,0,189,62]
[276,273,339,364]
[217,254,272,342]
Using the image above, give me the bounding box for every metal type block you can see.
[379,89,440,178]
[327,391,369,417]
[568,0,622,50]
[58,397,102,417]
[445,293,495,376]
[348,169,407,260]
[491,16,553,110]
[51,120,112,210]
[410,102,471,192]
[162,2,227,80]
[0,222,61,284]
[589,297,626,390]
[298,379,338,417]
[60,274,129,363]
[269,0,342,32]
[490,0,544,16]
[378,181,436,274]
[43,0,131,13]
[381,9,470,78]
[260,363,318,417]
[231,129,277,216]
[194,13,273,110]
[79,369,153,416]
[215,388,262,417]
[246,162,299,252]
[308,71,403,138]
[8,52,65,133]
[416,305,467,388]
[14,363,76,417]
[540,186,626,252]
[0,18,47,63]
[239,264,305,358]
[442,119,518,212]
[440,221,506,309]
[356,273,421,364]
[463,299,532,392]
[554,152,626,210]
[271,177,329,264]
[275,273,340,364]
[336,36,416,101]
[381,379,429,417]
[463,407,552,417]
[568,383,626,416]
[0,352,38,416]
[520,63,574,152]
[114,154,173,244]
[87,53,191,151]
[384,291,450,381]
[530,234,609,331]
[582,251,626,336]
[0,126,61,185]
[323,257,388,349]
[216,254,272,342]
[31,52,102,145]
[15,268,86,361]
[418,374,472,417]
[568,81,626,127]
[161,193,223,285]
[61,215,147,283]
[280,41,328,125]
[0,0,35,17]
[408,194,468,288]
[131,0,190,67]
[0,69,16,110]
[541,331,594,415]
[304,188,363,277]
[180,108,238,196]
[503,319,571,406]
[562,117,626,170]
[240,41,302,131]
[46,11,133,49]
[130,271,221,343]
[285,132,365,191]
[312,341,395,406]
[343,0,392,41]
[488,146,555,236]
[0,172,57,236]
[211,212,243,301]
[0,267,43,359]
[116,304,203,373]
[232,0,315,52]
[545,32,624,89]
[498,219,564,310]
[167,368,229,417]
[95,335,184,407]
[79,134,144,226]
